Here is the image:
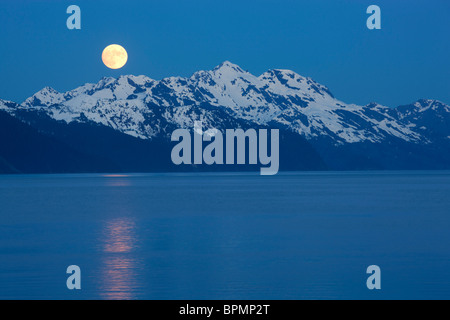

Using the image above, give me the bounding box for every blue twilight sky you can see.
[0,0,448,107]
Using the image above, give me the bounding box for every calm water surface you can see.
[0,171,449,299]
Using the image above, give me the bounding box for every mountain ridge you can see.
[3,61,447,144]
[0,61,449,173]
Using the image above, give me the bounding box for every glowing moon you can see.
[102,44,128,69]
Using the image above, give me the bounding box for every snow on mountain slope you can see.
[0,99,18,113]
[395,99,450,141]
[9,61,447,144]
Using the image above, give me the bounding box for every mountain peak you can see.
[22,86,64,107]
[40,86,60,94]
[416,98,442,106]
[412,99,449,113]
[213,61,245,73]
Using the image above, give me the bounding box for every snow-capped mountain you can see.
[395,99,450,142]
[1,61,449,174]
[6,61,444,145]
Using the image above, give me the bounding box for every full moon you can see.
[102,44,128,69]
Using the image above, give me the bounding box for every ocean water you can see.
[0,171,449,300]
